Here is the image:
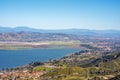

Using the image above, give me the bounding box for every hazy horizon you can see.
[0,0,120,30]
[1,26,120,31]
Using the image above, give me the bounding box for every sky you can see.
[0,0,120,30]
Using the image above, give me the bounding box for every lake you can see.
[0,48,79,69]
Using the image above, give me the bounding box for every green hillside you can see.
[40,51,120,80]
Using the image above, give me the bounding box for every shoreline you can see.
[0,41,82,50]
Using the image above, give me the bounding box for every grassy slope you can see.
[40,51,120,80]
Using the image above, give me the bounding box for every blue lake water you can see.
[0,48,79,69]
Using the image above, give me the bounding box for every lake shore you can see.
[0,41,82,50]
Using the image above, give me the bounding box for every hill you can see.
[0,26,120,37]
[39,51,120,80]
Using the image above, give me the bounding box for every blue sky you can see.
[0,0,120,30]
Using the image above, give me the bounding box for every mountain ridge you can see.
[0,26,120,36]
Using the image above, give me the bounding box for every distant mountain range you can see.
[0,26,120,36]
